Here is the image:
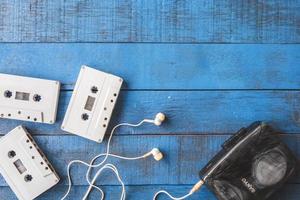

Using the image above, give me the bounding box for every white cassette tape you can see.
[0,73,60,124]
[0,126,60,200]
[61,65,123,143]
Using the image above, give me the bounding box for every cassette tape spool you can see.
[0,126,60,200]
[0,73,60,124]
[61,65,123,143]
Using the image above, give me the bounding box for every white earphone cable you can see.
[90,163,126,200]
[153,190,193,200]
[152,180,205,200]
[61,152,151,200]
[82,119,154,199]
[61,119,156,200]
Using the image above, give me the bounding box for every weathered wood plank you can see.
[0,135,298,187]
[0,44,299,89]
[0,185,217,200]
[1,90,300,135]
[1,184,299,200]
[0,0,299,43]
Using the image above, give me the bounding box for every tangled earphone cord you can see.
[61,119,156,200]
[65,162,126,200]
[83,150,149,198]
[82,120,153,199]
[60,113,202,200]
[91,163,126,200]
[61,153,147,200]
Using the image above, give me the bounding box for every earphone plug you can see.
[154,113,166,126]
[151,148,163,161]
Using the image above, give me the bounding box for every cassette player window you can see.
[84,96,96,111]
[15,92,30,101]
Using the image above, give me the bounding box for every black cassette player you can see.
[199,122,298,200]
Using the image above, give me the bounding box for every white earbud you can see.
[151,148,163,161]
[143,148,163,161]
[153,112,166,126]
[144,113,166,126]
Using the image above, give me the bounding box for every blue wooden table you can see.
[0,1,299,199]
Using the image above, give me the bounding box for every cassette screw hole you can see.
[81,113,89,121]
[32,156,35,159]
[45,167,49,170]
[8,151,16,158]
[27,116,30,119]
[33,94,41,102]
[4,90,12,98]
[91,86,98,93]
[26,139,29,143]
[40,162,44,165]
[110,99,113,103]
[104,117,108,121]
[104,107,107,111]
[18,111,21,114]
[114,93,117,97]
[34,118,37,121]
[103,124,106,128]
[8,113,11,117]
[29,146,32,149]
[0,114,3,117]
[24,175,32,182]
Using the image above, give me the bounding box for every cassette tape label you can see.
[0,126,60,200]
[0,73,60,124]
[62,66,123,142]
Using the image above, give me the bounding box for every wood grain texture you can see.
[0,135,298,187]
[1,90,300,135]
[0,0,299,199]
[1,184,299,200]
[0,44,299,89]
[0,185,217,200]
[0,0,299,43]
